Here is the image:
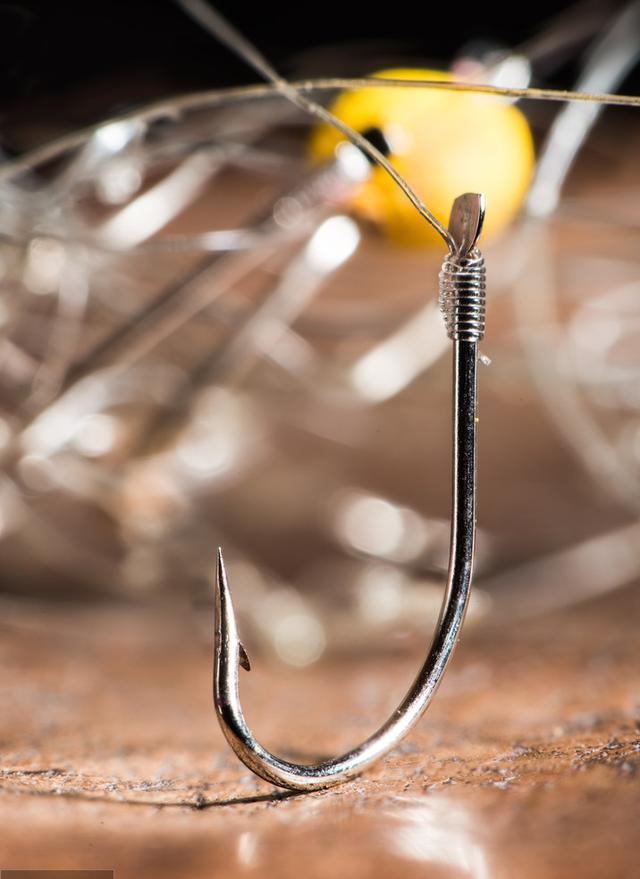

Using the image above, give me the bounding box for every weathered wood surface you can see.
[1,583,639,878]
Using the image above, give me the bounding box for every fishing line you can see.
[175,0,456,246]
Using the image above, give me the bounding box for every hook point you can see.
[215,546,251,672]
[215,546,227,601]
[214,546,230,621]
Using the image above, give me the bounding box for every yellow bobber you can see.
[309,68,535,247]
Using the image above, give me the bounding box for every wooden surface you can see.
[1,583,639,878]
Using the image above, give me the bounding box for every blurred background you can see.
[1,0,640,670]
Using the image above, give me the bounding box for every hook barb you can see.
[215,548,251,672]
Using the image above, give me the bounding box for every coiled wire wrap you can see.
[439,248,486,342]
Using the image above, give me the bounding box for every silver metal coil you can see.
[439,248,486,342]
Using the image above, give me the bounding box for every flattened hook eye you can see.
[447,192,486,257]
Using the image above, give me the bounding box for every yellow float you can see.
[309,68,535,247]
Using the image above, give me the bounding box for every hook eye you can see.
[447,193,486,257]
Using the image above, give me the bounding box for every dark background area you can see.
[1,1,636,127]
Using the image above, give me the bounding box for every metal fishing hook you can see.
[213,191,486,791]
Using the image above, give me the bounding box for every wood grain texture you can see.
[1,582,639,878]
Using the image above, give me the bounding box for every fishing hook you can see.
[213,191,486,790]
